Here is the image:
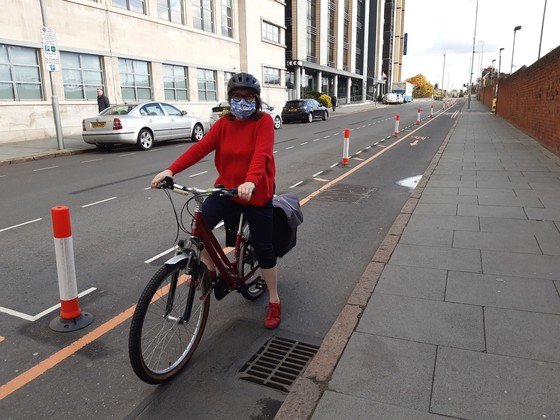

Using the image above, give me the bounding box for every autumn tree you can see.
[405,74,434,98]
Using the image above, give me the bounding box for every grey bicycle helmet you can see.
[227,72,261,95]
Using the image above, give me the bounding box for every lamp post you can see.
[538,0,548,59]
[467,0,479,109]
[495,47,505,115]
[510,25,522,74]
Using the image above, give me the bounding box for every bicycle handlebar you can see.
[157,176,239,198]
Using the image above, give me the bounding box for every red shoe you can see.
[265,302,281,329]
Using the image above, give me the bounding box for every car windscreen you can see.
[285,101,303,107]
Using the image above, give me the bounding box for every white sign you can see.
[41,26,60,71]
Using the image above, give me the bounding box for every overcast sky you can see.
[402,0,559,91]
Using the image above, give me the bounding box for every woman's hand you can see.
[237,181,255,201]
[150,169,174,189]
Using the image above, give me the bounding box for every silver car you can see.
[209,101,283,129]
[82,102,205,151]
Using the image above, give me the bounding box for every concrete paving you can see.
[275,100,560,420]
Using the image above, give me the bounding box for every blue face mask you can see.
[230,98,256,120]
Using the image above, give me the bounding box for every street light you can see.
[495,47,505,115]
[467,0,480,109]
[510,25,522,74]
[538,0,548,59]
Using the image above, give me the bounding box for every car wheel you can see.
[191,123,204,142]
[273,116,282,129]
[137,129,154,151]
[96,144,114,152]
[322,111,329,121]
[306,112,313,123]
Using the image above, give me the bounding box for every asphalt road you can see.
[0,100,460,419]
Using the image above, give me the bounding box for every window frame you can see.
[0,44,43,101]
[197,68,217,101]
[192,0,215,32]
[60,51,104,101]
[112,0,146,14]
[163,64,189,101]
[157,0,184,24]
[119,58,152,101]
[262,21,281,44]
[263,66,281,86]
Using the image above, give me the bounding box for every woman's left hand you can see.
[237,182,255,201]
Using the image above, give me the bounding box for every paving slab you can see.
[399,226,454,247]
[482,250,560,280]
[413,203,457,216]
[431,347,560,420]
[452,230,542,253]
[419,193,477,205]
[312,391,454,420]
[485,307,560,363]
[406,214,480,232]
[358,293,485,350]
[374,265,447,301]
[458,187,517,198]
[328,333,436,412]
[389,243,481,273]
[479,217,557,235]
[446,271,560,313]
[524,206,560,222]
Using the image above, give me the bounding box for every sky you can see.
[402,0,560,91]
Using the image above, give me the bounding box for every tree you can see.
[405,74,434,98]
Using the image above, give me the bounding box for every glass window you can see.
[158,0,183,24]
[264,67,280,86]
[0,44,43,101]
[161,103,182,116]
[61,52,103,100]
[262,21,280,44]
[192,0,214,32]
[113,0,145,14]
[119,58,151,101]
[163,64,189,101]
[221,0,233,37]
[223,71,234,95]
[197,68,216,101]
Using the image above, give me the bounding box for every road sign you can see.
[41,26,60,71]
[286,60,303,67]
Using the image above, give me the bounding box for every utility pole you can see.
[441,52,446,98]
[467,0,479,109]
[538,0,547,59]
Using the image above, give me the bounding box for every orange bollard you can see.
[342,128,350,166]
[50,206,93,332]
[416,108,421,124]
[430,104,434,118]
[394,115,400,137]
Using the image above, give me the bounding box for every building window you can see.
[306,0,317,62]
[263,67,280,86]
[192,0,214,32]
[221,0,233,37]
[163,64,188,100]
[157,0,183,24]
[0,44,43,100]
[223,71,234,96]
[61,52,103,100]
[262,21,280,44]
[119,58,151,101]
[197,68,216,101]
[113,0,145,14]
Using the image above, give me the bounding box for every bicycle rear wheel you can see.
[129,259,210,384]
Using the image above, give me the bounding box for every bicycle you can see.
[128,177,266,384]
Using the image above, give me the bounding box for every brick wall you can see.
[479,45,560,155]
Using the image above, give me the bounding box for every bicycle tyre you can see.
[239,224,266,301]
[128,260,210,384]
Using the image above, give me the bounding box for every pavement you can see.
[3,100,559,419]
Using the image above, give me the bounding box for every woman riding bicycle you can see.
[150,72,281,329]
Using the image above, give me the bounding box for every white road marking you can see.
[0,287,97,321]
[300,142,308,145]
[290,181,303,188]
[82,197,117,208]
[397,175,422,189]
[81,158,103,163]
[312,171,324,177]
[119,153,136,157]
[0,218,43,233]
[189,171,208,177]
[33,166,58,172]
[286,146,295,150]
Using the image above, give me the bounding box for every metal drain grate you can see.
[238,336,319,392]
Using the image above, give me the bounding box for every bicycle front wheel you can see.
[129,261,210,384]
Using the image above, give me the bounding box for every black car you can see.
[281,99,329,123]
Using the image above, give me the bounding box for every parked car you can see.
[396,94,404,104]
[82,102,205,151]
[281,99,329,123]
[383,93,399,105]
[209,101,283,129]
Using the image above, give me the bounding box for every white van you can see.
[383,93,399,105]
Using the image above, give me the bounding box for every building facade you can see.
[1,0,397,143]
[381,0,404,91]
[0,0,286,143]
[284,0,386,104]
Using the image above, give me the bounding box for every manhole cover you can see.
[238,336,319,392]
[314,184,377,204]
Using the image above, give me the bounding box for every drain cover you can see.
[238,336,319,392]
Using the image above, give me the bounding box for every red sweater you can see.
[167,113,276,206]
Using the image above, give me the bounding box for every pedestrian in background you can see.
[97,87,110,113]
[331,95,337,112]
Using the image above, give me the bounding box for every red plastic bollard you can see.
[430,105,434,118]
[342,128,350,166]
[50,206,93,332]
[394,115,400,137]
[416,108,421,124]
